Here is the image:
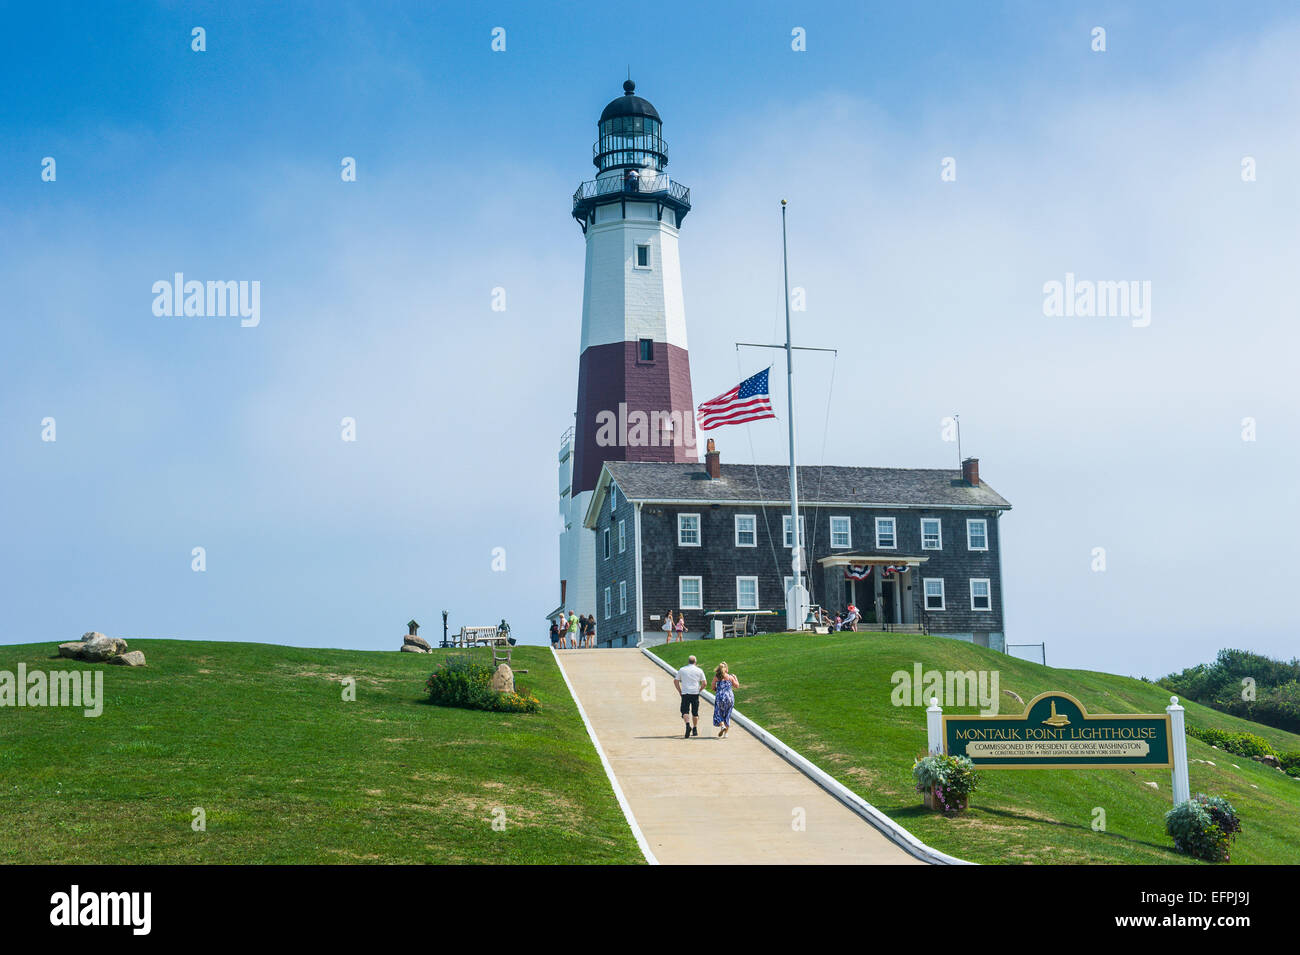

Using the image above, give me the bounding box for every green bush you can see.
[1185,724,1300,776]
[1165,794,1242,862]
[425,655,540,714]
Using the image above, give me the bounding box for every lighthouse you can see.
[557,80,697,622]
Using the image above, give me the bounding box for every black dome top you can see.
[599,80,661,123]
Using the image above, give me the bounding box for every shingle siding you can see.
[592,482,640,647]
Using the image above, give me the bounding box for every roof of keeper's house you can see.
[588,461,1011,522]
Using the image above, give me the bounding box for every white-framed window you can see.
[635,242,651,269]
[923,578,945,611]
[604,586,611,619]
[875,517,896,549]
[677,513,701,546]
[921,518,942,550]
[619,580,627,614]
[679,576,703,610]
[734,514,757,547]
[830,515,852,549]
[783,574,808,594]
[970,578,991,611]
[610,484,617,511]
[602,528,610,560]
[618,519,626,553]
[967,518,988,551]
[736,576,759,610]
[782,515,807,548]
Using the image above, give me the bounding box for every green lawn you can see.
[0,640,643,864]
[654,633,1300,865]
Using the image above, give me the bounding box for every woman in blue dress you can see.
[712,662,740,737]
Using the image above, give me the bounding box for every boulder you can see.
[403,634,431,651]
[490,663,514,693]
[58,642,86,659]
[80,635,125,662]
[1256,754,1282,769]
[400,644,427,654]
[109,650,147,667]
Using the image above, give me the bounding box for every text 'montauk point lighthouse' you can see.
[557,80,698,620]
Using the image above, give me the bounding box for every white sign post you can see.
[1166,695,1190,804]
[926,697,944,755]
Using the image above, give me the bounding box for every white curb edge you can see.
[552,647,659,865]
[643,647,973,866]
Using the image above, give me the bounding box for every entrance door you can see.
[881,575,898,625]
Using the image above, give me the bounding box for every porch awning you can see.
[816,554,930,567]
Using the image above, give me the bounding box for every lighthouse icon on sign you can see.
[556,80,698,626]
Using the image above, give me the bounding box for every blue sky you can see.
[2,1,1297,676]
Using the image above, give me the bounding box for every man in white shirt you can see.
[673,655,707,738]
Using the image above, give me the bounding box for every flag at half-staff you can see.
[697,368,776,430]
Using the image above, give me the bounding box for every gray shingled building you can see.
[582,447,1012,649]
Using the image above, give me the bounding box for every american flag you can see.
[697,368,776,431]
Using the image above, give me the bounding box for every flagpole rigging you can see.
[731,203,834,631]
[779,199,807,629]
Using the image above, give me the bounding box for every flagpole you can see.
[781,199,808,631]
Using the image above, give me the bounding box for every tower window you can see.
[635,243,651,269]
[638,339,654,361]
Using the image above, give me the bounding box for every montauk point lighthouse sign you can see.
[927,691,1191,802]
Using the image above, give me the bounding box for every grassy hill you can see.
[0,640,643,864]
[654,633,1300,865]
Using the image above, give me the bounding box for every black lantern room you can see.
[594,80,667,173]
[572,79,691,232]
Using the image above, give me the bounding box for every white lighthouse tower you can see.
[557,80,697,624]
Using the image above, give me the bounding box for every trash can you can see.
[711,618,724,640]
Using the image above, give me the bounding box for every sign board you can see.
[942,691,1173,769]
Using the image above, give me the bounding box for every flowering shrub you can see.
[912,753,979,813]
[425,655,540,714]
[1165,794,1242,862]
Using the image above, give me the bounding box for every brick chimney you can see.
[705,438,720,479]
[961,457,980,487]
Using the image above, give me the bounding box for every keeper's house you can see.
[583,445,1011,649]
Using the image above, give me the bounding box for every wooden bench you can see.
[457,625,506,648]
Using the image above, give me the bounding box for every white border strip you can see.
[552,648,659,865]
[643,648,972,866]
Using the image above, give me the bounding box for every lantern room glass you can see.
[595,115,667,172]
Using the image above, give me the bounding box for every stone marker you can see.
[491,663,514,693]
[403,634,431,651]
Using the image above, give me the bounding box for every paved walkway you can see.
[558,649,922,865]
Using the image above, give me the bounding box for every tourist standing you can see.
[674,611,686,643]
[673,654,707,738]
[662,611,674,643]
[712,662,740,737]
[567,611,580,649]
[585,613,596,648]
[549,618,562,650]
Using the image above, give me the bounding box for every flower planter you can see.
[923,786,968,813]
